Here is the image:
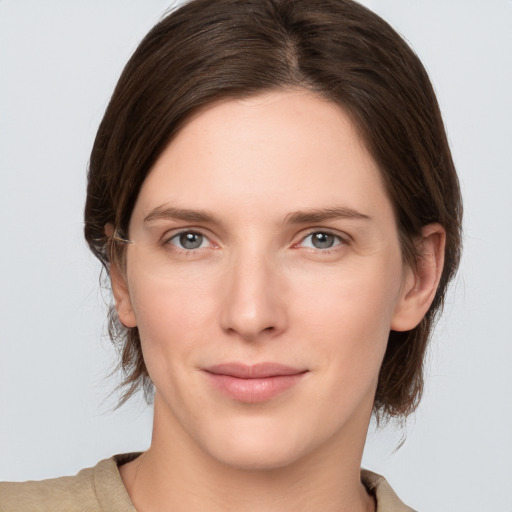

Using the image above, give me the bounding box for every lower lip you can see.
[204,372,306,403]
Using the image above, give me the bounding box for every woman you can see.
[0,0,462,510]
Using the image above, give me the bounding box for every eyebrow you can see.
[284,207,371,224]
[143,205,370,226]
[144,206,221,225]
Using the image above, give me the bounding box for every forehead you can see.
[132,89,393,225]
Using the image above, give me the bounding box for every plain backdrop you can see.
[0,1,511,510]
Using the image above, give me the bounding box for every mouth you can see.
[202,363,308,403]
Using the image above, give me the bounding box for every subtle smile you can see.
[203,363,308,403]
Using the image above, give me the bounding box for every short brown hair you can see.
[84,0,462,419]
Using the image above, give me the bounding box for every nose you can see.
[219,249,288,342]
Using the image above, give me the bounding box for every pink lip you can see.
[203,363,308,403]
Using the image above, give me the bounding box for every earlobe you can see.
[105,223,137,328]
[391,223,446,332]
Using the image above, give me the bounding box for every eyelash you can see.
[162,229,349,255]
[164,230,215,253]
[295,230,348,253]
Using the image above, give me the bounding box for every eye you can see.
[299,231,344,250]
[168,231,210,250]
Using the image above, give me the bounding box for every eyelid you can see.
[159,226,350,252]
[162,227,218,249]
[300,227,351,241]
[293,228,351,250]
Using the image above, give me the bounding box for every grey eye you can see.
[310,232,336,249]
[300,231,343,250]
[175,232,205,250]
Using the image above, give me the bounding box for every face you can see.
[115,90,417,470]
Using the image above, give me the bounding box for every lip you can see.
[203,363,308,403]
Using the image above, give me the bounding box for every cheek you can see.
[129,259,218,323]
[289,259,402,373]
[127,270,216,365]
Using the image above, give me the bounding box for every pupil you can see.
[180,232,202,249]
[312,232,334,249]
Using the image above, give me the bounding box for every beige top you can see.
[0,453,416,511]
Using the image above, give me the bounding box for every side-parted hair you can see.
[84,0,462,420]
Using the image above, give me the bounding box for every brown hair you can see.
[84,0,462,419]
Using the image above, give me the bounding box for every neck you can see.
[121,396,375,512]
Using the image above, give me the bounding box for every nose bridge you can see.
[220,243,286,340]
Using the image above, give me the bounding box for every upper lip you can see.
[204,362,307,379]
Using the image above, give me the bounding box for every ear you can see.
[391,223,446,332]
[105,224,137,328]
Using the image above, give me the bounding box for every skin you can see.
[112,89,445,512]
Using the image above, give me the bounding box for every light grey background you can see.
[0,1,510,510]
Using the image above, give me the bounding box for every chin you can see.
[198,416,318,472]
[210,442,304,472]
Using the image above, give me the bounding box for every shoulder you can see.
[0,466,97,512]
[361,469,417,512]
[0,453,139,512]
